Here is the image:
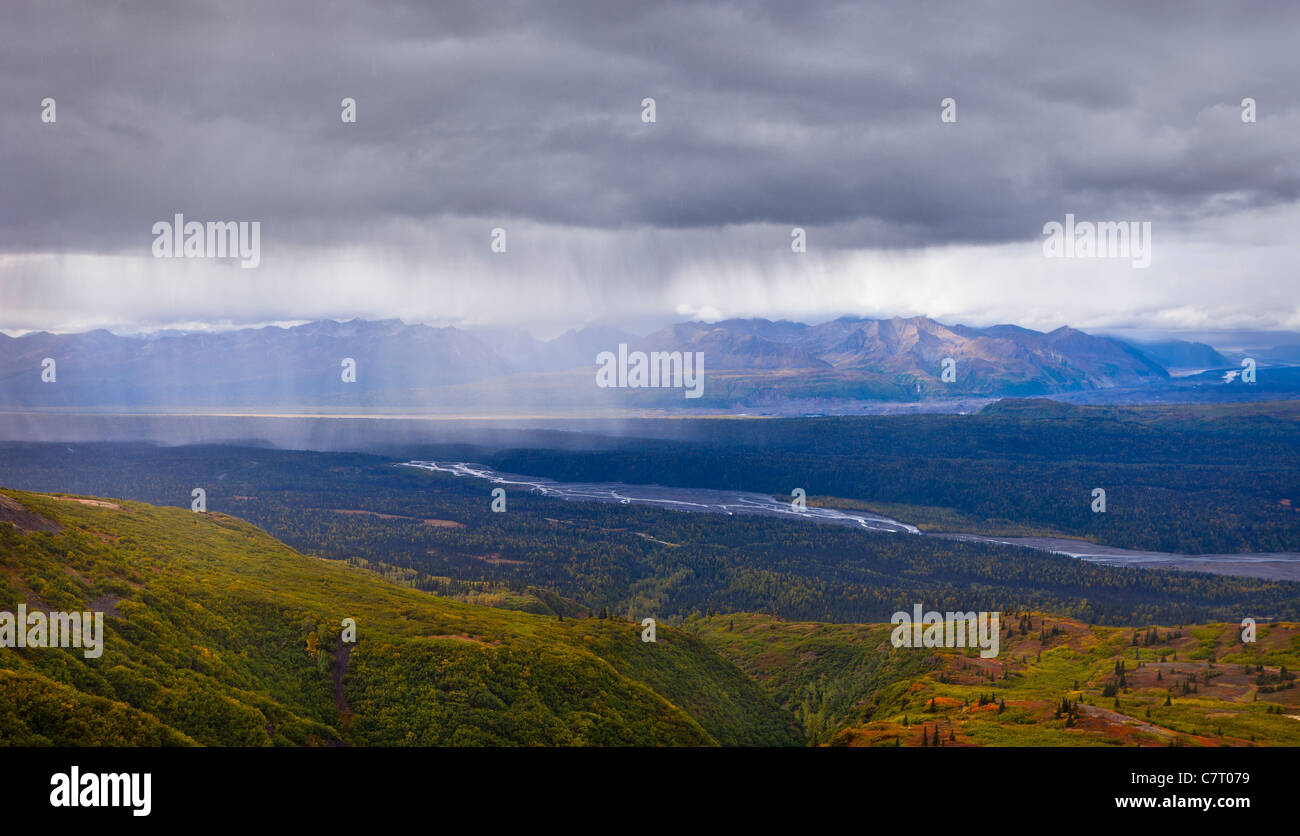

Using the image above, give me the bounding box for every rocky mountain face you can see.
[635,316,1170,394]
[0,315,1206,408]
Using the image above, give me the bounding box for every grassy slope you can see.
[694,612,1300,747]
[0,489,799,747]
[8,484,1295,748]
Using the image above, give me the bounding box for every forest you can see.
[472,400,1300,554]
[2,413,1297,627]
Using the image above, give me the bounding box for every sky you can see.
[2,0,1298,340]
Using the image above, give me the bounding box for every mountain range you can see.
[0,315,1282,411]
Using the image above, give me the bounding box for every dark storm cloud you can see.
[1,0,1298,253]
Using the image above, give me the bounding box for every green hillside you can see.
[0,489,800,747]
[693,612,1300,746]
[6,484,1296,748]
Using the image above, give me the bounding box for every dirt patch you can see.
[634,532,680,547]
[7,577,50,610]
[0,494,62,533]
[596,525,679,546]
[1071,703,1220,745]
[51,496,121,510]
[1071,708,1148,742]
[468,553,526,566]
[86,594,125,619]
[323,508,463,528]
[326,508,413,520]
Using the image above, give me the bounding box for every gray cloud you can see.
[1,0,1298,334]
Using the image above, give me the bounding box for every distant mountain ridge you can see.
[643,316,1169,389]
[0,315,1271,409]
[1119,339,1229,370]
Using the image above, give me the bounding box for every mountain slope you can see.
[0,319,510,408]
[696,612,1300,747]
[637,315,1170,386]
[0,315,1195,409]
[0,489,800,746]
[627,315,1171,403]
[1122,339,1229,371]
[643,321,831,370]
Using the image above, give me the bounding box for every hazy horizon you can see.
[3,313,1298,357]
